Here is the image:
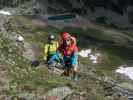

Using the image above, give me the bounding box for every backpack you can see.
[47,41,59,55]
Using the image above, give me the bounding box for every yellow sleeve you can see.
[56,42,59,49]
[43,44,48,61]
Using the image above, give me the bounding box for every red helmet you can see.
[62,32,71,40]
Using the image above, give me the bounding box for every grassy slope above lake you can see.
[0,15,133,99]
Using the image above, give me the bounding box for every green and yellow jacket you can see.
[43,41,59,61]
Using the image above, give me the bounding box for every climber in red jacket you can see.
[58,32,79,81]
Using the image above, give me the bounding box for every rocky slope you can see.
[1,0,133,28]
[0,15,133,100]
[0,0,133,99]
[35,0,133,28]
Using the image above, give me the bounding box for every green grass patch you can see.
[95,45,133,76]
[0,35,72,95]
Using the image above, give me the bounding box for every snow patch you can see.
[78,49,92,57]
[89,54,97,60]
[116,66,133,80]
[79,49,101,64]
[92,60,98,64]
[0,10,11,15]
[17,35,24,42]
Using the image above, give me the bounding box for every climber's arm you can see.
[43,44,48,61]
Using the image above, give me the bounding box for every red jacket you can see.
[59,43,78,56]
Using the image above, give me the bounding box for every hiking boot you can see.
[73,75,80,81]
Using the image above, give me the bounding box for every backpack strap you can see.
[55,42,57,48]
[47,43,51,57]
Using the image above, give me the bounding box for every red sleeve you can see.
[73,45,78,53]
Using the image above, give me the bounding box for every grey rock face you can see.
[45,86,73,100]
